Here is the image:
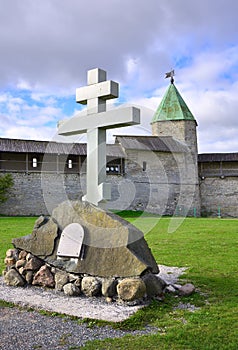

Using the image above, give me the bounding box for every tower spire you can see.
[151,74,196,124]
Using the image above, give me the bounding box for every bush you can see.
[0,174,14,203]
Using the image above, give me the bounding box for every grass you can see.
[0,217,37,272]
[0,214,238,349]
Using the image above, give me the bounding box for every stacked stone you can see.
[3,248,195,303]
[3,248,171,303]
[4,249,54,288]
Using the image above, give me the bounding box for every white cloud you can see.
[16,79,32,90]
[3,126,56,141]
[0,0,237,152]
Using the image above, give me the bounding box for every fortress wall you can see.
[5,156,238,218]
[200,177,238,217]
[109,149,201,216]
[0,172,84,216]
[1,163,201,217]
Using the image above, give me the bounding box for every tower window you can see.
[32,158,37,168]
[143,161,147,171]
[68,159,73,169]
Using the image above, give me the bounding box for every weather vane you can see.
[165,69,175,84]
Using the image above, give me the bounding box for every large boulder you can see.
[12,200,159,278]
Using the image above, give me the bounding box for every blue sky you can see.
[0,0,238,153]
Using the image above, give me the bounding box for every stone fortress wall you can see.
[200,177,238,218]
[1,154,237,218]
[0,172,83,216]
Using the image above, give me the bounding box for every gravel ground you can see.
[0,306,158,349]
[0,265,186,349]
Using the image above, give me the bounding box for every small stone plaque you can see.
[57,223,84,258]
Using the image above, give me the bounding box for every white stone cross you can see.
[58,68,140,206]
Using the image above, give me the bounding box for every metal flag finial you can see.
[165,70,175,84]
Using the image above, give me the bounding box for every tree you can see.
[0,174,14,203]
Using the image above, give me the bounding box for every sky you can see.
[0,0,238,153]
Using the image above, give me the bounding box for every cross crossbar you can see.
[58,68,140,206]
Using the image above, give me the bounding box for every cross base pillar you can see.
[82,182,111,206]
[82,128,111,206]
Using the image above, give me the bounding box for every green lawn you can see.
[0,217,37,272]
[0,215,238,349]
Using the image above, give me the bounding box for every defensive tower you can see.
[151,76,198,162]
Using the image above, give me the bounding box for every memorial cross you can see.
[58,68,140,206]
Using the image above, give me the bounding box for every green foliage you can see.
[0,173,14,203]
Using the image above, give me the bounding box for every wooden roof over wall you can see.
[115,135,188,153]
[0,137,126,158]
[0,137,87,155]
[1,137,237,161]
[0,136,187,156]
[198,153,238,162]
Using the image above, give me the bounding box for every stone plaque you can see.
[57,223,84,258]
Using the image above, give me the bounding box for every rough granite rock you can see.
[63,283,81,296]
[15,259,26,269]
[101,278,118,297]
[81,276,101,297]
[12,216,58,258]
[52,200,159,277]
[32,265,55,288]
[12,200,159,278]
[18,250,28,260]
[4,257,16,266]
[4,249,18,267]
[142,273,166,298]
[54,270,69,291]
[117,278,146,301]
[6,249,19,259]
[178,283,195,296]
[25,271,34,284]
[24,257,44,271]
[4,269,26,287]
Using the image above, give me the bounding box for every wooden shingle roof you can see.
[0,137,87,155]
[115,135,188,153]
[198,153,238,162]
[1,137,237,161]
[0,137,126,158]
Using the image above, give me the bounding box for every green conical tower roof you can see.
[151,82,196,123]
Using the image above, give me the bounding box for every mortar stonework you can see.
[200,177,238,217]
[0,142,201,217]
[0,173,84,216]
